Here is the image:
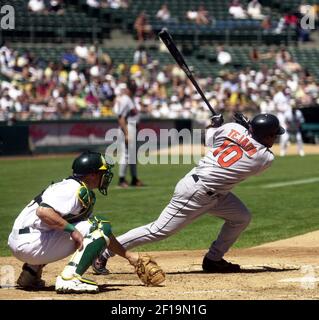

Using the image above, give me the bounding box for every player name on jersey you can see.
[228,129,257,156]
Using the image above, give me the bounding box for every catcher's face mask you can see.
[99,170,113,196]
[98,155,114,196]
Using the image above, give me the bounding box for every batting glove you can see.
[210,114,224,128]
[233,112,250,129]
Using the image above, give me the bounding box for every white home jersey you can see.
[12,179,85,231]
[195,123,274,194]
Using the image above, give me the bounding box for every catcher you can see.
[8,151,164,293]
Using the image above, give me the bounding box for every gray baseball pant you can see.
[103,173,251,261]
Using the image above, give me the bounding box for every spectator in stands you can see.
[284,11,299,28]
[229,0,247,19]
[120,0,130,9]
[0,91,14,112]
[134,11,153,42]
[48,0,64,14]
[282,57,302,74]
[275,47,291,69]
[186,8,198,22]
[247,0,265,20]
[260,95,275,113]
[249,47,275,62]
[216,46,232,65]
[86,46,98,65]
[249,47,260,61]
[186,5,212,25]
[74,42,89,61]
[28,0,46,13]
[2,42,319,122]
[108,0,130,9]
[156,4,171,22]
[314,3,319,21]
[299,0,315,20]
[196,5,211,25]
[61,50,78,66]
[86,0,101,8]
[133,45,149,66]
[274,16,286,34]
[107,0,120,9]
[296,81,315,106]
[261,15,272,31]
[0,45,12,76]
[97,49,113,71]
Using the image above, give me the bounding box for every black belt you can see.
[19,227,31,234]
[191,174,215,196]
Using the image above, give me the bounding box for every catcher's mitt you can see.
[135,254,165,286]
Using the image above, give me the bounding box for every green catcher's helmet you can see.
[72,151,114,195]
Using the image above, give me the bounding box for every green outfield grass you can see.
[1,154,319,256]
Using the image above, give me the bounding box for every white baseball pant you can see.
[280,131,304,156]
[8,221,92,266]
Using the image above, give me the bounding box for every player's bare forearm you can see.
[108,234,138,265]
[36,206,70,231]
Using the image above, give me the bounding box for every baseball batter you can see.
[8,151,140,293]
[93,113,285,273]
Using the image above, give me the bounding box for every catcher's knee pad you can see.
[88,216,112,244]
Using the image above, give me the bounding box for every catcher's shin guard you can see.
[60,220,112,281]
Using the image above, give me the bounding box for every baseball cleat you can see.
[118,180,129,188]
[92,256,109,275]
[202,257,241,273]
[17,263,45,290]
[55,275,99,293]
[131,179,144,187]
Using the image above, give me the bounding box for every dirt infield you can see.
[1,231,319,300]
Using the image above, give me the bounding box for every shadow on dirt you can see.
[14,285,122,293]
[166,265,300,275]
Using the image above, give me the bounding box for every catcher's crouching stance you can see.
[8,152,165,293]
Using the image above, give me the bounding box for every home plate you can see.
[241,264,300,271]
[279,277,319,283]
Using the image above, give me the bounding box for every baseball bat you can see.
[158,29,217,116]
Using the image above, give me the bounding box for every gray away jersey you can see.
[114,94,139,123]
[195,123,274,194]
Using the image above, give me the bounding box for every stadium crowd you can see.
[0,42,318,122]
[28,0,65,14]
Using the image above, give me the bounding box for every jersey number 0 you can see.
[213,140,243,167]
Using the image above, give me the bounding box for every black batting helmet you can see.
[250,113,285,138]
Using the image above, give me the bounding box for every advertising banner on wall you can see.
[28,119,180,151]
